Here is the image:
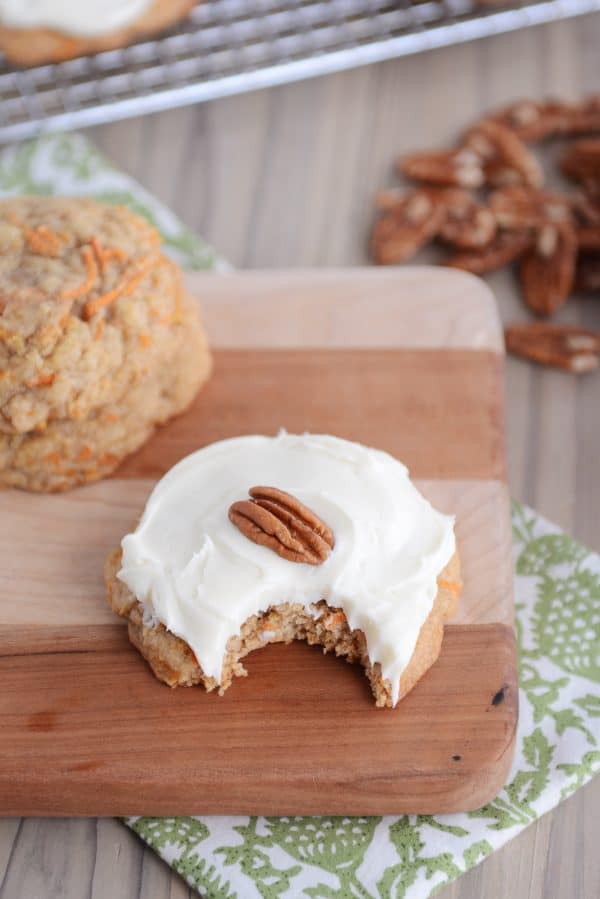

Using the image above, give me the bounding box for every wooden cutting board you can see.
[0,267,517,816]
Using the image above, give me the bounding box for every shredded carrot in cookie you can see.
[84,252,157,319]
[437,579,461,595]
[90,236,127,274]
[69,402,85,420]
[94,320,104,341]
[26,372,55,388]
[90,237,107,273]
[149,308,174,326]
[60,245,99,302]
[106,246,127,265]
[99,453,118,468]
[138,333,152,348]
[6,214,65,257]
[323,610,346,629]
[78,446,92,462]
[102,412,119,423]
[43,451,62,470]
[24,225,64,258]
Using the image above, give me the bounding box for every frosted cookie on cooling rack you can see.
[0,0,198,66]
[0,195,211,491]
[106,432,461,707]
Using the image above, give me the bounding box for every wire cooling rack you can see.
[0,0,598,142]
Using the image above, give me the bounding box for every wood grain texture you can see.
[115,348,505,481]
[2,14,600,899]
[191,268,503,350]
[0,268,515,816]
[0,625,516,817]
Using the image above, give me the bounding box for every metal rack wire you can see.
[0,0,598,143]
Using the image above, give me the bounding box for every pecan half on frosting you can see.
[229,486,334,565]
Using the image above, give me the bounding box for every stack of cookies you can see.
[0,196,211,491]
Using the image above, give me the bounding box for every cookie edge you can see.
[105,546,462,707]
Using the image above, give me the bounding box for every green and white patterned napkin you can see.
[0,133,218,271]
[127,504,600,899]
[3,134,598,899]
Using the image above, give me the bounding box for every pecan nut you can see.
[397,148,485,189]
[577,225,600,251]
[571,190,600,226]
[370,188,446,264]
[488,99,572,142]
[465,120,544,189]
[436,189,496,249]
[564,96,600,138]
[487,97,600,142]
[561,138,600,185]
[505,322,600,373]
[229,486,334,565]
[575,255,600,293]
[519,222,577,317]
[489,186,573,229]
[445,228,532,275]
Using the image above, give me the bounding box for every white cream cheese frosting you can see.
[118,433,456,705]
[0,0,152,37]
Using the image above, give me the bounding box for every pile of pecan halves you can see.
[370,97,600,373]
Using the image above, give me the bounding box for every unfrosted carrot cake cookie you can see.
[0,196,211,491]
[0,0,197,66]
[106,433,461,707]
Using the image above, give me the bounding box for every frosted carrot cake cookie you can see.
[106,432,461,707]
[0,196,211,491]
[0,1,198,66]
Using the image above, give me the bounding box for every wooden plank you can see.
[189,268,503,351]
[115,349,506,481]
[0,624,517,816]
[0,266,515,816]
[0,478,512,654]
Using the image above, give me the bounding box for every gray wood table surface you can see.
[1,15,599,899]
